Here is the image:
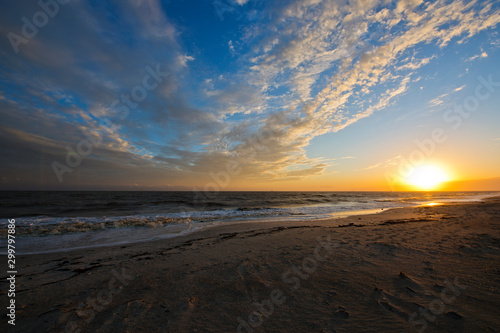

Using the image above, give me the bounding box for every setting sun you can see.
[405,165,450,190]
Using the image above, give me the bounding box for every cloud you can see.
[429,94,448,107]
[177,54,195,67]
[0,0,222,186]
[235,0,250,5]
[236,0,500,177]
[1,0,499,189]
[466,48,489,62]
[363,156,403,171]
[228,40,235,54]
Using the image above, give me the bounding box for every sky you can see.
[0,0,499,191]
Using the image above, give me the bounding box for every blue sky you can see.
[0,0,499,190]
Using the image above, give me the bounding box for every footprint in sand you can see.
[335,306,349,319]
[329,305,349,331]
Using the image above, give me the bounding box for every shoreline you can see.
[5,194,499,256]
[1,197,499,332]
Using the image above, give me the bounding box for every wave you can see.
[1,191,497,238]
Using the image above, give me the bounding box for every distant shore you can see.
[1,197,499,332]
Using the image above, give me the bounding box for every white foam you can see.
[2,221,221,255]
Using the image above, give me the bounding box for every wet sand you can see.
[1,197,499,332]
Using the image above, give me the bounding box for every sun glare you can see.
[405,165,450,190]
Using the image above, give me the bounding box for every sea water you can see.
[0,191,497,254]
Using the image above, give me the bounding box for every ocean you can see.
[1,191,497,254]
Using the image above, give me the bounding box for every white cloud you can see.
[429,93,448,107]
[466,49,489,62]
[222,0,500,180]
[178,54,195,67]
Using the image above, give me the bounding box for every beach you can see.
[1,197,499,333]
[2,0,500,332]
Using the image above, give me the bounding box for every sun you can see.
[405,165,450,190]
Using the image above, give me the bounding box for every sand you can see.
[1,197,499,333]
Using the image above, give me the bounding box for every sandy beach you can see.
[2,0,500,332]
[1,197,499,333]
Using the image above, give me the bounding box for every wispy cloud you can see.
[466,48,489,62]
[429,93,449,107]
[363,156,403,171]
[225,0,500,180]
